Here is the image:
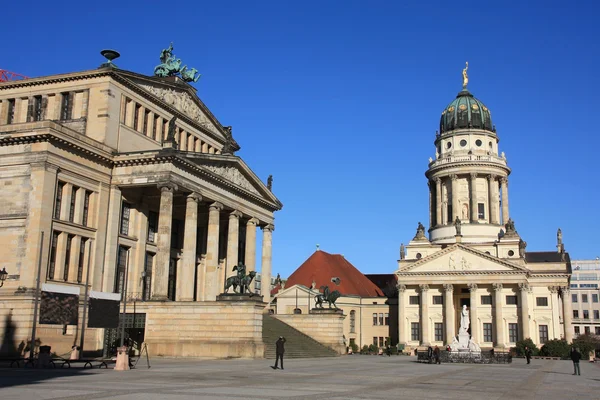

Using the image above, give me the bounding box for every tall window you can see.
[373,337,377,346]
[6,99,15,124]
[147,211,158,243]
[434,323,443,341]
[585,326,590,334]
[60,92,73,120]
[411,322,420,341]
[596,327,600,335]
[167,258,176,301]
[48,231,59,279]
[574,326,580,335]
[573,310,579,318]
[506,295,518,305]
[114,246,128,294]
[379,337,384,347]
[82,191,91,226]
[536,297,548,307]
[508,323,518,343]
[77,239,86,283]
[69,187,78,222]
[539,325,548,344]
[483,323,493,342]
[378,313,384,326]
[447,204,452,223]
[143,252,154,301]
[63,235,73,281]
[593,294,599,303]
[594,310,599,320]
[54,182,64,219]
[349,310,356,333]
[478,203,485,219]
[582,294,588,303]
[481,295,492,305]
[372,313,377,325]
[133,104,141,130]
[384,313,389,326]
[33,95,43,121]
[120,202,131,235]
[572,293,578,303]
[583,310,589,319]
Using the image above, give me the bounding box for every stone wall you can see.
[274,309,346,354]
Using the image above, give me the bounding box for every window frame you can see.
[409,296,420,305]
[434,322,443,342]
[539,325,548,344]
[6,99,15,124]
[481,295,492,305]
[54,182,64,219]
[536,297,548,307]
[120,202,131,236]
[508,323,519,343]
[483,322,493,342]
[411,322,420,341]
[506,295,518,305]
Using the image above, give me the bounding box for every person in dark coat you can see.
[272,336,286,370]
[427,346,433,364]
[524,346,532,365]
[433,345,441,364]
[571,347,582,375]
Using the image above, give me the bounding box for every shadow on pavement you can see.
[0,367,107,389]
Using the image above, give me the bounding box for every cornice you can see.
[426,162,511,178]
[397,270,526,276]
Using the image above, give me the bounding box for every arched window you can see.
[350,310,356,333]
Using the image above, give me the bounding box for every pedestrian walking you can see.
[272,336,286,370]
[433,345,441,364]
[427,346,433,364]
[524,346,532,365]
[571,347,582,376]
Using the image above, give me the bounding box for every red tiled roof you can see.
[272,250,385,297]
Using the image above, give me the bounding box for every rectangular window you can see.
[82,190,91,226]
[434,323,443,342]
[536,297,548,307]
[585,326,590,334]
[379,337,384,347]
[114,246,128,293]
[68,186,78,222]
[60,92,73,120]
[574,326,580,335]
[573,310,579,318]
[143,110,149,135]
[384,313,389,326]
[153,115,159,140]
[593,294,599,303]
[582,294,588,303]
[508,323,518,343]
[572,293,578,303]
[48,231,59,279]
[133,104,141,130]
[596,327,600,335]
[147,211,158,243]
[77,239,86,283]
[379,313,384,326]
[478,202,485,219]
[54,182,64,219]
[483,323,493,342]
[411,322,420,341]
[409,296,420,305]
[6,99,15,124]
[583,310,589,319]
[63,234,73,281]
[594,310,599,320]
[143,252,153,301]
[373,337,377,346]
[481,295,492,305]
[120,202,131,235]
[447,203,452,224]
[506,295,518,305]
[539,325,548,344]
[33,95,43,121]
[433,295,443,305]
[373,313,377,325]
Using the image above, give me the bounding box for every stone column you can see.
[451,174,459,222]
[435,178,442,227]
[260,224,274,302]
[468,284,479,343]
[428,181,433,229]
[549,286,561,339]
[500,178,509,224]
[226,210,243,276]
[178,193,201,301]
[493,283,504,348]
[152,183,176,301]
[518,283,531,340]
[245,218,259,272]
[470,173,478,222]
[398,284,407,345]
[420,284,430,345]
[444,284,455,345]
[204,202,223,301]
[561,286,573,342]
[488,175,498,224]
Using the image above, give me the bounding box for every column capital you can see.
[469,172,477,180]
[492,283,503,292]
[229,210,243,219]
[500,177,508,185]
[158,182,178,193]
[262,223,274,232]
[209,201,223,211]
[435,177,442,184]
[397,284,407,292]
[518,282,531,292]
[419,284,429,292]
[186,192,202,203]
[443,284,454,293]
[450,174,458,181]
[487,174,497,182]
[560,286,570,295]
[246,217,259,226]
[468,283,478,292]
[548,285,559,294]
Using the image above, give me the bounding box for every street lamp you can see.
[0,267,8,287]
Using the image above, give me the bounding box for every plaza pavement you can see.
[1,355,599,400]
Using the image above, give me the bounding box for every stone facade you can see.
[570,259,600,337]
[0,67,282,357]
[274,310,346,354]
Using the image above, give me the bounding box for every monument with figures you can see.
[449,305,481,353]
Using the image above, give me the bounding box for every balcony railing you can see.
[429,153,507,168]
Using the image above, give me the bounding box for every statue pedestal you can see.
[216,293,264,302]
[455,234,463,243]
[457,332,470,349]
[310,308,344,315]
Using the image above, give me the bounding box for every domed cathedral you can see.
[396,64,572,352]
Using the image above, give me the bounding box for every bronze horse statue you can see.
[315,285,341,309]
[224,270,256,294]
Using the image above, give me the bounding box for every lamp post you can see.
[0,267,8,287]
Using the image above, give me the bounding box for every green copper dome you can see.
[439,89,493,134]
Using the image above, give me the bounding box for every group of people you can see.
[426,345,442,364]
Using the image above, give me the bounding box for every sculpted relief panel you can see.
[204,165,260,196]
[410,250,517,273]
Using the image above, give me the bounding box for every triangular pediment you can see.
[399,244,528,274]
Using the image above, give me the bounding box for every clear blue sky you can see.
[3,1,598,277]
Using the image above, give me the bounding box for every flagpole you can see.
[29,231,44,360]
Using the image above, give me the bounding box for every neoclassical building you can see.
[0,49,281,356]
[396,67,572,350]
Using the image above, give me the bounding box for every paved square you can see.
[1,356,599,399]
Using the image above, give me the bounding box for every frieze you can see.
[204,165,260,195]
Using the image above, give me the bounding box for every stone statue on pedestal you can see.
[399,243,405,260]
[450,305,481,353]
[454,216,462,236]
[413,222,426,240]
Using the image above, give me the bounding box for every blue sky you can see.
[3,1,599,277]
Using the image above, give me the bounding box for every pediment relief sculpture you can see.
[204,164,260,195]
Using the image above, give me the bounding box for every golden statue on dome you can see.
[462,61,469,89]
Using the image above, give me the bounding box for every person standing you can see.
[433,345,441,364]
[427,346,433,364]
[524,346,532,365]
[571,347,582,376]
[272,336,286,370]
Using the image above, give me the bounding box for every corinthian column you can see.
[204,202,223,300]
[488,175,498,224]
[493,283,504,348]
[435,178,442,227]
[226,210,243,276]
[178,193,201,301]
[451,174,459,222]
[420,284,430,345]
[245,218,259,272]
[444,284,454,345]
[398,284,407,345]
[519,283,531,340]
[500,178,509,224]
[561,286,573,342]
[428,181,433,229]
[468,284,479,343]
[152,183,177,300]
[260,224,274,303]
[470,173,478,222]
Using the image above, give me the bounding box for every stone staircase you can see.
[262,314,340,359]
